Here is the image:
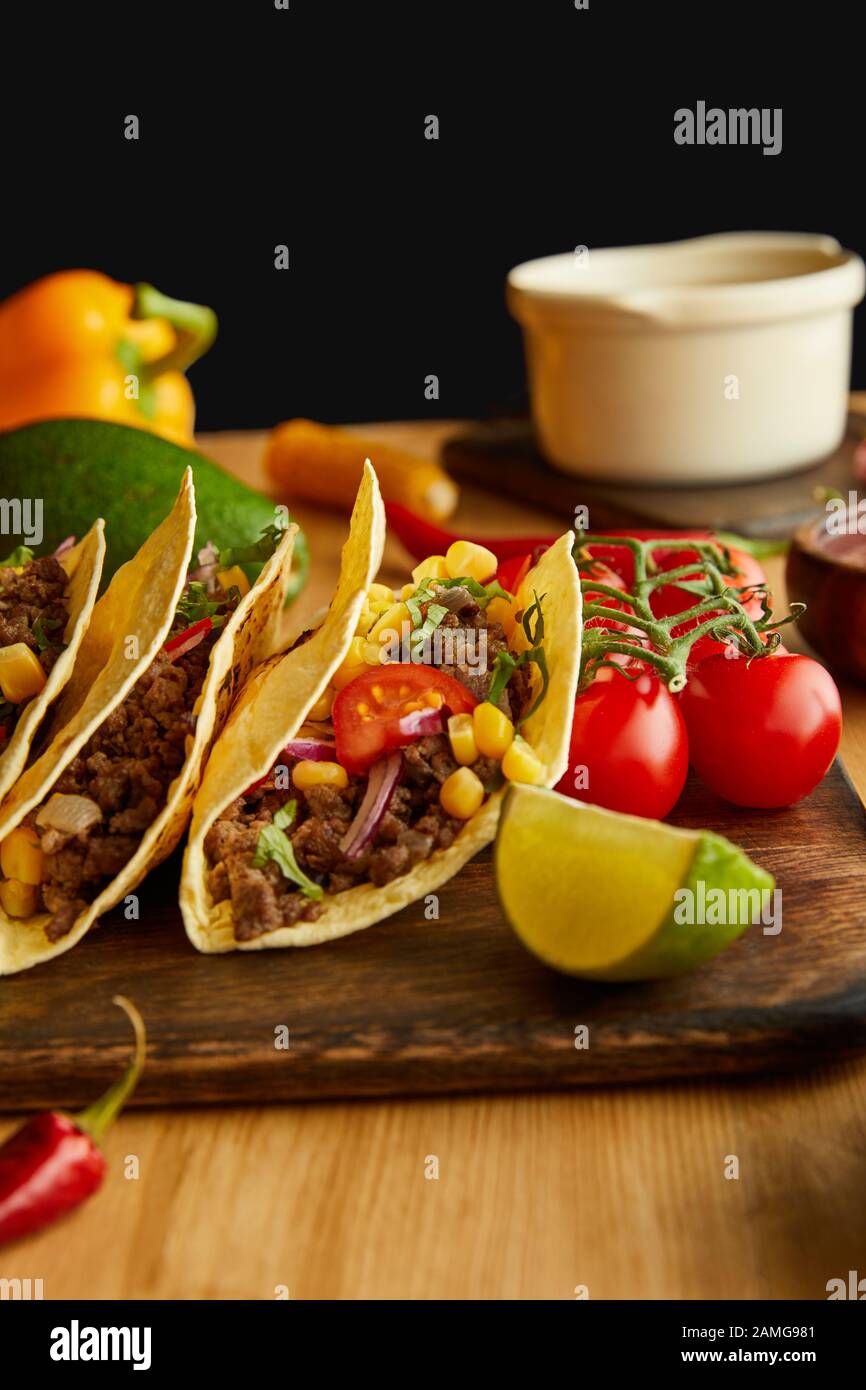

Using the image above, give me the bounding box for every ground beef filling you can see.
[205,733,500,942]
[206,598,534,942]
[27,618,224,942]
[431,604,533,719]
[0,557,69,740]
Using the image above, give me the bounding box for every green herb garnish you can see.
[439,576,512,605]
[174,581,229,630]
[410,575,512,619]
[486,590,549,724]
[0,545,34,568]
[252,798,324,901]
[218,517,288,569]
[33,616,64,652]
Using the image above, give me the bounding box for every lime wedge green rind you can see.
[495,785,774,983]
[601,829,774,981]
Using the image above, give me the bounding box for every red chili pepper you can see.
[385,502,556,563]
[0,996,145,1247]
[385,500,713,573]
[163,615,213,660]
[496,551,533,594]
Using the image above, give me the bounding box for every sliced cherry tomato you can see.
[679,651,842,808]
[333,663,477,774]
[554,665,689,819]
[496,552,532,595]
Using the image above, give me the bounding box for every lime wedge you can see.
[495,785,774,981]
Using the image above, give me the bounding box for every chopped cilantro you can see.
[0,545,34,568]
[486,590,549,724]
[252,798,324,901]
[174,581,229,630]
[33,615,64,652]
[218,517,288,569]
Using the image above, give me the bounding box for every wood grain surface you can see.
[2,762,865,1108]
[2,412,866,1300]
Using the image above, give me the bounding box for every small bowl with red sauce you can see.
[787,505,866,681]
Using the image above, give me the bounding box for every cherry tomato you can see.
[581,560,630,632]
[651,545,766,624]
[679,652,842,808]
[333,663,477,774]
[555,665,689,819]
[687,633,786,670]
[581,531,714,588]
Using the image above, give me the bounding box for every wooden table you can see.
[4,410,866,1301]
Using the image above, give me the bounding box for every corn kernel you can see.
[355,605,374,636]
[0,826,44,885]
[292,760,349,791]
[473,701,514,760]
[331,636,376,690]
[439,766,485,819]
[411,555,450,583]
[447,712,477,766]
[369,602,410,644]
[486,594,518,635]
[307,687,334,722]
[0,878,39,918]
[216,565,251,597]
[401,583,416,601]
[502,736,546,785]
[367,583,395,604]
[0,643,47,703]
[445,539,498,584]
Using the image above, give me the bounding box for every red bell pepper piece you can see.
[163,615,213,661]
[0,997,145,1247]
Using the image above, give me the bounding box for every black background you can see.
[2,2,863,432]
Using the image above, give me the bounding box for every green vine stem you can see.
[576,535,801,693]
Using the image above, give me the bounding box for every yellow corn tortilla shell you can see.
[0,470,297,976]
[0,520,106,804]
[181,465,581,954]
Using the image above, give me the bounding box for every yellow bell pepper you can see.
[0,271,216,446]
[0,643,47,703]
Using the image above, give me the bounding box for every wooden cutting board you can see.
[2,761,865,1111]
[443,413,866,538]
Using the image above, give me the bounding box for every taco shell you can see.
[181,462,581,954]
[0,468,297,974]
[0,520,106,803]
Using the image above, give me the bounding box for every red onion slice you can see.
[242,740,338,797]
[282,739,337,761]
[339,750,402,860]
[52,535,76,560]
[188,540,221,589]
[396,707,444,739]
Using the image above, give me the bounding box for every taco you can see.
[0,468,297,974]
[0,524,105,802]
[181,461,581,952]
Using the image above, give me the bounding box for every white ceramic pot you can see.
[506,233,865,484]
